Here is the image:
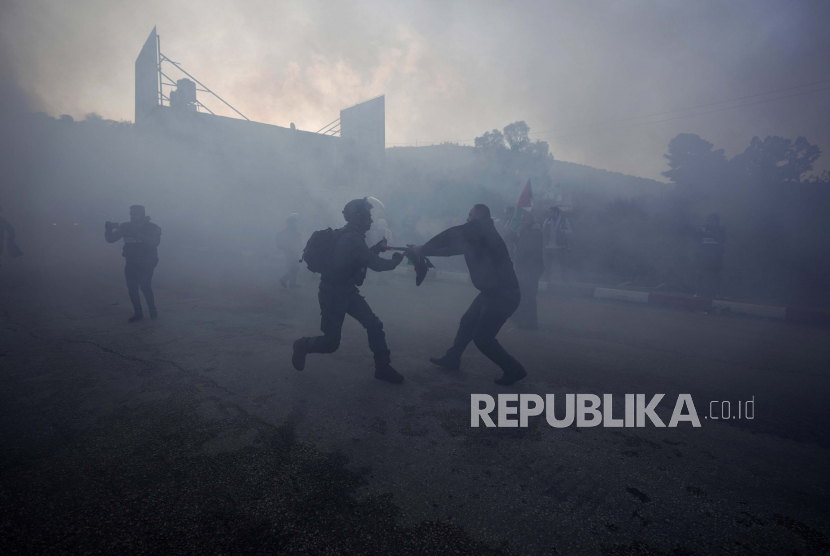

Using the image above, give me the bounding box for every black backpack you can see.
[301,228,338,273]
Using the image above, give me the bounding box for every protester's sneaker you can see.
[292,339,307,371]
[149,308,158,319]
[128,313,143,323]
[375,365,404,384]
[429,356,460,371]
[494,366,527,386]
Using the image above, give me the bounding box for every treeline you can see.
[384,123,830,307]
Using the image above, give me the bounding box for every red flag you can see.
[510,179,532,230]
[517,179,532,208]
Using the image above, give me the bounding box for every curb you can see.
[547,282,828,325]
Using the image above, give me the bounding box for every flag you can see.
[510,179,532,230]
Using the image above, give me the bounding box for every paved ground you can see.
[1,249,829,555]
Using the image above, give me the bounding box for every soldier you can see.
[292,198,405,383]
[411,204,527,385]
[277,213,301,288]
[105,205,161,322]
[512,212,544,329]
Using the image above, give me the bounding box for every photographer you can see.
[105,205,162,322]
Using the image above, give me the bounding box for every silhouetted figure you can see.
[105,205,161,322]
[542,206,572,283]
[494,206,516,259]
[0,204,17,277]
[512,212,544,329]
[415,204,526,385]
[694,213,726,298]
[277,213,301,288]
[292,198,405,383]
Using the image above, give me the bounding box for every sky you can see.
[2,0,829,182]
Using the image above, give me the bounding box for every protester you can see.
[412,204,526,385]
[512,212,544,329]
[542,206,572,283]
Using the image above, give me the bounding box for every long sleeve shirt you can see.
[420,217,519,293]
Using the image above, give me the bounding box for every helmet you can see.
[342,198,373,223]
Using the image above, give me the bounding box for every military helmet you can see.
[342,198,373,223]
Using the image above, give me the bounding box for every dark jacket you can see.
[421,217,519,293]
[321,223,399,288]
[513,222,544,278]
[105,218,161,263]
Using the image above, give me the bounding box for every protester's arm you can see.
[420,224,466,257]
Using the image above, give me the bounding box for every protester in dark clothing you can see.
[0,205,17,275]
[292,198,405,384]
[105,205,161,322]
[542,206,572,283]
[277,213,302,288]
[694,213,726,298]
[512,212,544,330]
[412,204,526,385]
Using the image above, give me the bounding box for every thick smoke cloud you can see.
[2,0,828,181]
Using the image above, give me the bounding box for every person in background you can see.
[512,212,544,330]
[542,206,572,283]
[277,213,302,288]
[105,205,161,322]
[495,206,516,259]
[694,213,726,298]
[412,204,526,386]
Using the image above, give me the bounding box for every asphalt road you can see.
[1,250,829,555]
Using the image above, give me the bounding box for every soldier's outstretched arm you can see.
[359,243,401,272]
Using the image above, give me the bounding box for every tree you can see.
[474,129,506,151]
[731,135,821,184]
[662,133,727,185]
[503,121,531,151]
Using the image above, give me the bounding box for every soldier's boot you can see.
[292,339,307,371]
[374,351,403,384]
[494,364,527,386]
[375,365,404,384]
[429,356,460,371]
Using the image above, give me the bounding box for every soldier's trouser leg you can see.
[299,287,390,368]
[301,287,348,355]
[281,260,299,286]
[345,291,391,367]
[124,261,144,315]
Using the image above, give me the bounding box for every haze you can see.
[2,0,829,181]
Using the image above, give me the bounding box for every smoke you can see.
[2,0,829,181]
